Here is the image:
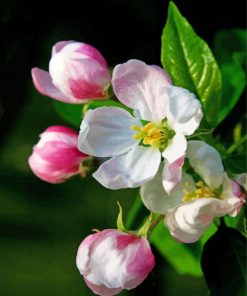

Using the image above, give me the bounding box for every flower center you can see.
[183,181,219,202]
[131,120,175,150]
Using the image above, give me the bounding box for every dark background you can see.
[0,0,245,295]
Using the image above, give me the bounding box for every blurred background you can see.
[0,0,245,295]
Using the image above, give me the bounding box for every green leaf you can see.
[214,29,247,65]
[116,201,126,232]
[150,222,203,277]
[223,153,247,174]
[213,29,246,124]
[161,2,222,127]
[53,101,83,127]
[137,213,152,237]
[201,227,246,295]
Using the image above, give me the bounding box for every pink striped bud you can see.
[76,229,155,296]
[28,126,89,183]
[32,41,111,104]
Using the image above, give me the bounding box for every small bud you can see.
[76,229,155,295]
[28,126,89,183]
[32,41,111,104]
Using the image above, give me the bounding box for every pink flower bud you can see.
[76,229,155,296]
[32,41,111,104]
[228,179,246,216]
[28,126,89,183]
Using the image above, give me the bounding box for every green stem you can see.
[149,215,165,232]
[187,128,214,140]
[227,135,247,154]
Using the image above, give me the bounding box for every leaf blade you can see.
[201,227,246,295]
[161,2,222,127]
[150,222,203,277]
[213,29,247,124]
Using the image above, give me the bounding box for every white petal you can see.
[166,198,232,243]
[162,133,187,163]
[93,146,161,189]
[162,156,185,194]
[78,107,140,157]
[84,274,123,296]
[141,169,194,214]
[52,41,74,56]
[76,233,100,275]
[166,86,203,135]
[187,141,224,188]
[112,59,171,121]
[89,232,140,289]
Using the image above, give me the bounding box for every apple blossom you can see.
[32,41,111,104]
[28,126,89,183]
[78,59,203,192]
[76,229,155,296]
[141,141,246,243]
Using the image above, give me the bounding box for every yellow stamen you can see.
[131,121,172,148]
[183,181,217,202]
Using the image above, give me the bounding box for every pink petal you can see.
[28,153,80,183]
[45,125,79,137]
[151,65,172,84]
[69,78,107,99]
[75,43,108,68]
[125,237,155,289]
[112,59,171,121]
[116,234,139,249]
[33,142,84,168]
[29,125,88,183]
[221,175,246,217]
[31,68,80,103]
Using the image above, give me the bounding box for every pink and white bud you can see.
[76,229,155,296]
[28,126,89,183]
[226,178,246,217]
[32,41,111,104]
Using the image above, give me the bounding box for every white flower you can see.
[141,141,246,243]
[78,60,203,192]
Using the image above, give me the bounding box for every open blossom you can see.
[141,141,246,243]
[32,41,111,104]
[76,229,155,296]
[78,59,203,192]
[28,126,89,183]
